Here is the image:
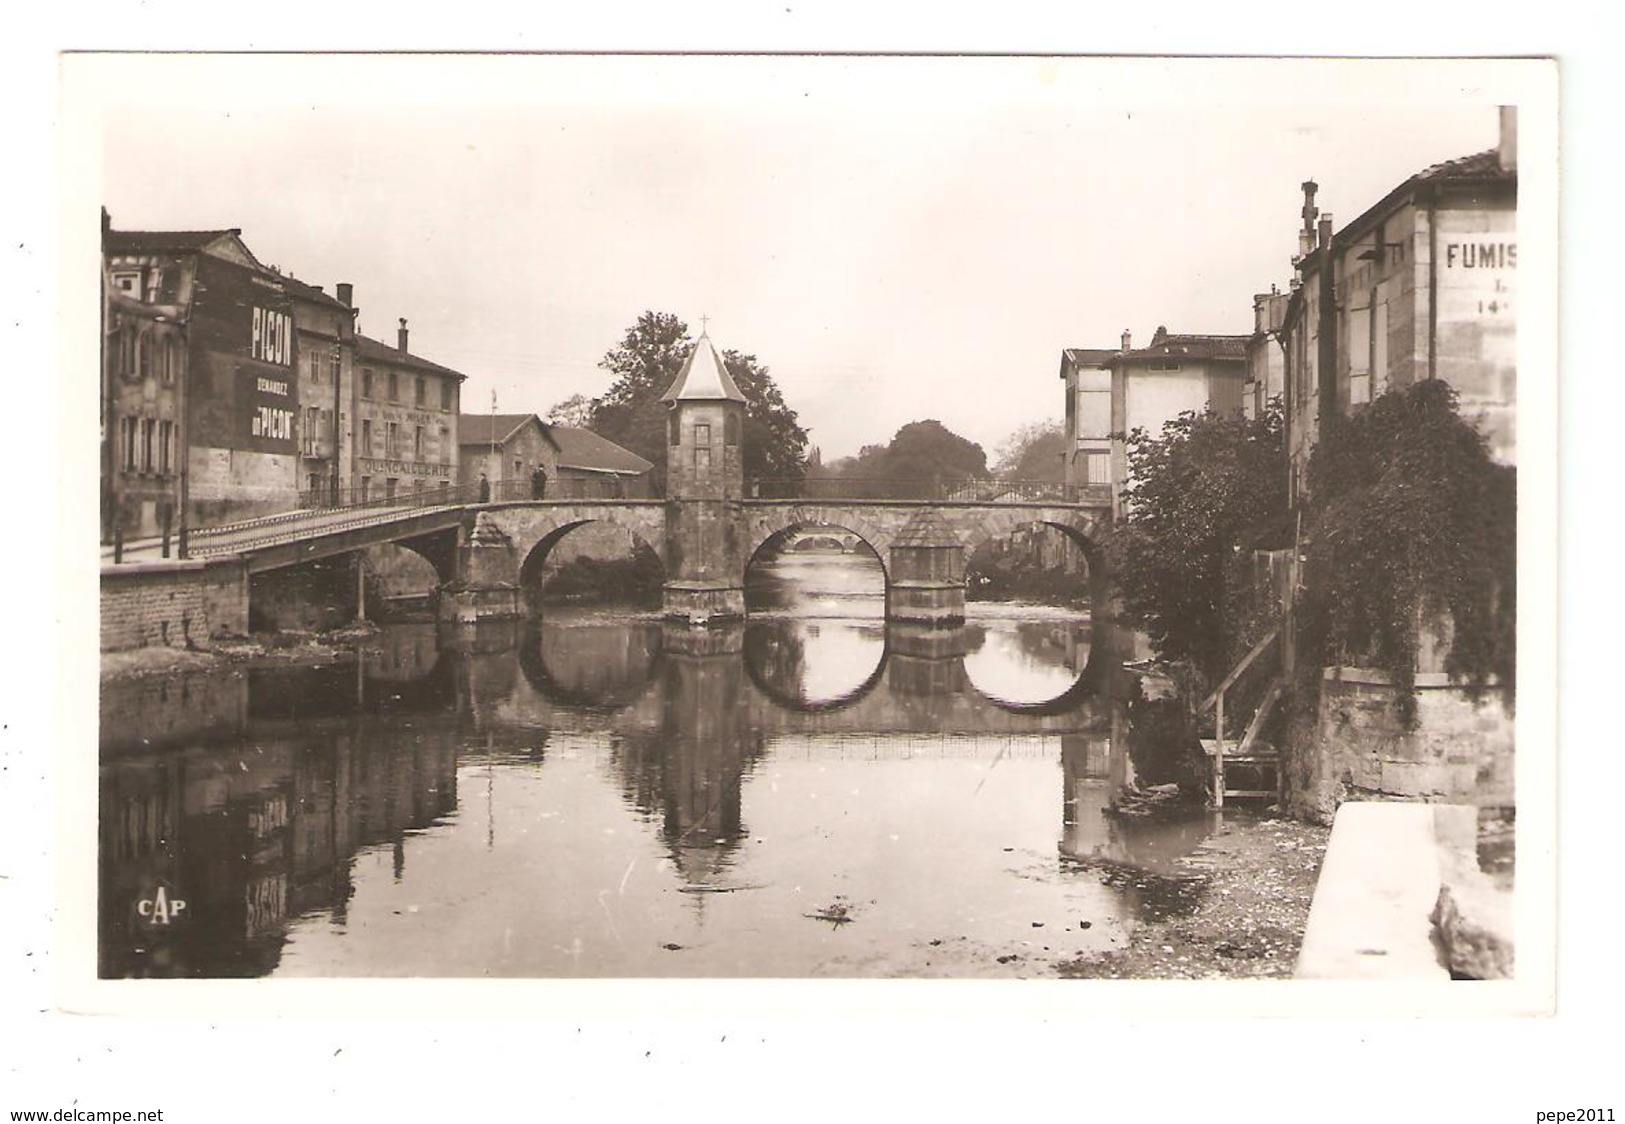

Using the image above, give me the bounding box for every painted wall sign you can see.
[187,254,301,454]
[250,307,294,365]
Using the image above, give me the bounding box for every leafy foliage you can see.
[588,311,808,492]
[993,420,1067,483]
[1298,379,1515,721]
[1109,403,1289,684]
[545,393,598,429]
[813,419,988,498]
[721,348,810,483]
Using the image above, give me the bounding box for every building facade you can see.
[282,276,354,505]
[104,223,305,531]
[457,414,653,500]
[350,318,464,504]
[1279,112,1518,505]
[1057,347,1116,493]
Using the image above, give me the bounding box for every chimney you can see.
[398,318,409,354]
[336,282,353,307]
[1318,212,1334,251]
[1120,329,1132,354]
[1498,106,1518,172]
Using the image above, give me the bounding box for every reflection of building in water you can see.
[606,626,760,888]
[1059,733,1216,877]
[99,661,461,978]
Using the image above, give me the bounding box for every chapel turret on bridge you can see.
[660,326,749,624]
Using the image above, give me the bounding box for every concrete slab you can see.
[1295,802,1451,979]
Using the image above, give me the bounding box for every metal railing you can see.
[746,476,1111,505]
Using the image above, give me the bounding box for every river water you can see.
[100,549,1219,978]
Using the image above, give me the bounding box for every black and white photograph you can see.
[8,32,1600,1121]
[69,53,1556,988]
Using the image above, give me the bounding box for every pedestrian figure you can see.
[531,464,548,500]
[478,472,490,503]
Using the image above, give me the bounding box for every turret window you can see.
[695,423,711,446]
[695,447,711,472]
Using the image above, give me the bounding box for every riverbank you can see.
[1055,809,1329,979]
[99,623,380,684]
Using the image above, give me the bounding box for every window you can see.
[440,426,450,464]
[1084,453,1111,485]
[121,417,137,471]
[362,369,373,398]
[386,422,400,458]
[514,458,522,477]
[414,425,424,462]
[440,380,452,410]
[414,376,425,406]
[387,372,399,401]
[413,478,424,496]
[695,446,711,472]
[112,270,140,295]
[361,419,372,456]
[120,327,137,378]
[138,333,153,382]
[162,338,178,384]
[359,476,371,502]
[159,421,172,475]
[725,413,739,446]
[329,352,341,384]
[1348,300,1372,408]
[140,418,155,473]
[695,423,711,446]
[385,478,398,501]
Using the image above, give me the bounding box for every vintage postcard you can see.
[54,54,1557,1032]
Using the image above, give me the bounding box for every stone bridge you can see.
[456,497,1110,625]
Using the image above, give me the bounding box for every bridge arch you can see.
[742,506,896,583]
[742,619,890,713]
[473,504,668,613]
[959,621,1112,717]
[949,507,1109,613]
[516,618,664,712]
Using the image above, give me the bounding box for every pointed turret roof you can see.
[660,331,746,403]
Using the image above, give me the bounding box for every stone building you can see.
[458,414,556,501]
[1278,110,1518,503]
[457,414,653,500]
[1244,289,1289,421]
[1056,347,1117,494]
[350,317,465,504]
[101,243,187,543]
[1058,328,1249,511]
[104,221,304,529]
[280,275,354,505]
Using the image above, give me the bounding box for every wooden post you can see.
[356,554,367,622]
[1213,689,1226,808]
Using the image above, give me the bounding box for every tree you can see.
[994,420,1067,482]
[1299,379,1515,720]
[590,312,809,492]
[722,348,810,483]
[809,419,988,498]
[546,393,598,429]
[591,312,694,493]
[1109,403,1289,683]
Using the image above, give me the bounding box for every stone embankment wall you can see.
[100,558,249,652]
[1282,667,1514,825]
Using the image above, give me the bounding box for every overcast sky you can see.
[84,55,1514,461]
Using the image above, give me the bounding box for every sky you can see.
[85,55,1514,461]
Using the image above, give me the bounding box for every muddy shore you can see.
[99,624,381,684]
[1055,810,1329,979]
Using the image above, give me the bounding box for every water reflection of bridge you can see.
[98,618,1138,978]
[491,618,1117,740]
